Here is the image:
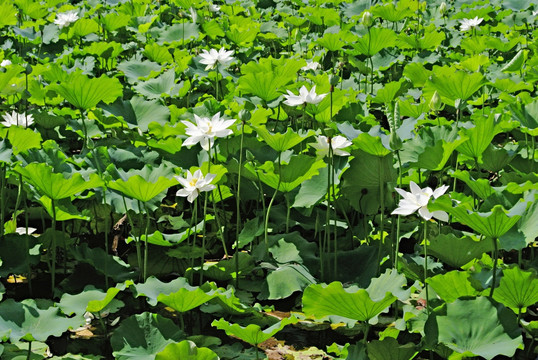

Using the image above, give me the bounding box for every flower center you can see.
[189,178,198,187]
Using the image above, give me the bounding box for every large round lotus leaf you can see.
[435,297,522,359]
[111,312,185,360]
[0,299,84,342]
[211,316,298,346]
[155,340,219,360]
[302,282,396,323]
[493,266,538,313]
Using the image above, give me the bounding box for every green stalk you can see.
[208,147,228,257]
[200,193,209,284]
[325,148,332,279]
[189,199,198,283]
[235,122,245,288]
[122,195,141,281]
[489,237,499,298]
[264,152,282,254]
[423,219,430,314]
[376,157,385,274]
[394,151,403,270]
[26,341,32,360]
[215,63,219,101]
[143,203,150,281]
[0,164,5,238]
[51,198,57,298]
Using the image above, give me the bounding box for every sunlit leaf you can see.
[211,316,298,346]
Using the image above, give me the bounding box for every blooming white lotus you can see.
[1,111,34,127]
[310,135,352,157]
[208,3,220,12]
[283,85,327,106]
[392,181,449,222]
[15,227,37,235]
[54,10,79,29]
[459,16,483,32]
[199,48,234,70]
[181,113,236,151]
[1,59,12,67]
[301,61,320,71]
[175,169,216,203]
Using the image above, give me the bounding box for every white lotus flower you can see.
[181,113,235,151]
[1,59,12,67]
[189,7,197,23]
[54,10,79,28]
[15,227,37,235]
[301,61,320,71]
[1,111,34,127]
[459,16,483,32]
[392,181,449,222]
[208,3,220,12]
[199,48,234,70]
[175,169,216,203]
[310,135,352,157]
[283,85,328,106]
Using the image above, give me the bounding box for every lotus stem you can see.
[143,203,150,281]
[200,193,209,284]
[264,152,282,254]
[235,121,245,288]
[51,198,57,298]
[0,164,5,239]
[489,237,499,298]
[423,219,430,314]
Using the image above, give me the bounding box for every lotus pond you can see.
[0,0,538,358]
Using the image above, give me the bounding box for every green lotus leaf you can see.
[493,266,538,314]
[53,73,123,110]
[261,264,317,300]
[68,18,99,38]
[84,41,123,59]
[340,150,395,210]
[0,299,84,342]
[155,340,219,360]
[367,269,410,302]
[238,57,303,102]
[100,96,170,132]
[108,165,178,202]
[71,243,137,282]
[292,166,329,208]
[134,69,180,99]
[0,138,13,163]
[211,316,298,346]
[143,42,174,63]
[430,196,527,239]
[372,2,414,22]
[509,99,538,136]
[353,133,391,157]
[7,126,42,155]
[399,126,466,171]
[0,234,40,277]
[428,233,494,268]
[316,32,346,52]
[450,170,494,200]
[0,65,23,94]
[158,23,199,45]
[367,337,418,360]
[226,23,260,46]
[352,27,397,57]
[245,154,326,193]
[426,67,485,105]
[457,112,512,160]
[434,297,522,359]
[302,282,396,323]
[398,30,445,51]
[111,312,185,360]
[501,49,527,73]
[157,284,217,313]
[15,163,102,200]
[372,81,406,105]
[203,20,225,39]
[402,62,431,88]
[117,59,162,84]
[59,286,123,316]
[128,276,191,306]
[0,0,17,28]
[39,196,90,221]
[101,12,131,32]
[427,271,482,303]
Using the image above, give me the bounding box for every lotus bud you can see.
[329,74,340,87]
[429,91,442,112]
[389,131,403,151]
[362,11,373,28]
[239,109,251,122]
[439,2,447,16]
